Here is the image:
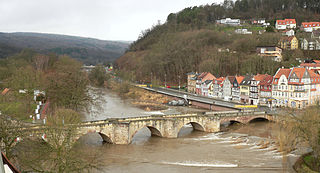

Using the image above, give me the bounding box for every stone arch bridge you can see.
[70,110,274,144]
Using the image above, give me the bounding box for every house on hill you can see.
[311,30,320,39]
[301,22,320,32]
[300,38,320,50]
[216,18,240,26]
[251,18,270,27]
[275,19,296,30]
[279,36,298,50]
[282,29,295,36]
[256,46,283,62]
[235,29,252,35]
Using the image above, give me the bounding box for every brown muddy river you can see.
[82,89,300,173]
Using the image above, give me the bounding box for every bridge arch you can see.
[75,132,113,144]
[177,121,205,137]
[248,117,269,123]
[129,125,163,144]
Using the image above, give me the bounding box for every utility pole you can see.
[178,75,181,92]
[165,74,167,88]
[150,72,153,87]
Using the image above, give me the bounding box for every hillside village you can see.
[187,60,320,109]
[217,17,320,62]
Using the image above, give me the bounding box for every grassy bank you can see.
[105,80,169,111]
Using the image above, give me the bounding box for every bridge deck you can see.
[140,87,243,109]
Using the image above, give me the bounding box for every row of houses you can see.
[187,60,320,109]
[278,30,320,51]
[275,19,320,33]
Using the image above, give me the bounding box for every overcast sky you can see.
[0,0,223,41]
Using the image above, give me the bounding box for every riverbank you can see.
[105,81,169,111]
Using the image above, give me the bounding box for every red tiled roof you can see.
[259,75,273,86]
[292,68,305,79]
[273,68,291,84]
[301,22,320,28]
[235,76,245,84]
[300,63,320,67]
[274,68,291,79]
[197,72,208,79]
[254,74,268,82]
[308,69,320,84]
[277,19,296,25]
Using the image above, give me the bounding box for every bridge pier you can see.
[22,112,272,145]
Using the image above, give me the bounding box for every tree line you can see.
[0,49,105,172]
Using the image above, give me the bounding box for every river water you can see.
[82,89,300,173]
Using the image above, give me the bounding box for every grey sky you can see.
[0,0,223,41]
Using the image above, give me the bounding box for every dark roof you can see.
[186,72,196,75]
[240,75,253,85]
[204,80,213,85]
[227,76,236,83]
[280,36,296,42]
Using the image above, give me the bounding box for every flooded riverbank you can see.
[82,88,301,172]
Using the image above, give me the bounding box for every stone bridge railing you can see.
[74,110,272,144]
[16,111,273,145]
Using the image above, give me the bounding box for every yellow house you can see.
[279,36,298,50]
[239,75,252,103]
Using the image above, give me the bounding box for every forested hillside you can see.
[0,32,130,65]
[116,0,320,84]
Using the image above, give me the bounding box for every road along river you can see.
[81,88,302,173]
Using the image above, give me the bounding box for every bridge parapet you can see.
[17,111,273,145]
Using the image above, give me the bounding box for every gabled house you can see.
[195,72,216,95]
[258,75,273,105]
[301,22,320,32]
[232,76,245,102]
[249,74,272,105]
[201,80,213,97]
[287,67,311,109]
[272,68,291,107]
[222,76,235,101]
[275,19,296,30]
[240,75,252,103]
[212,77,225,98]
[187,72,197,93]
[279,36,298,50]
